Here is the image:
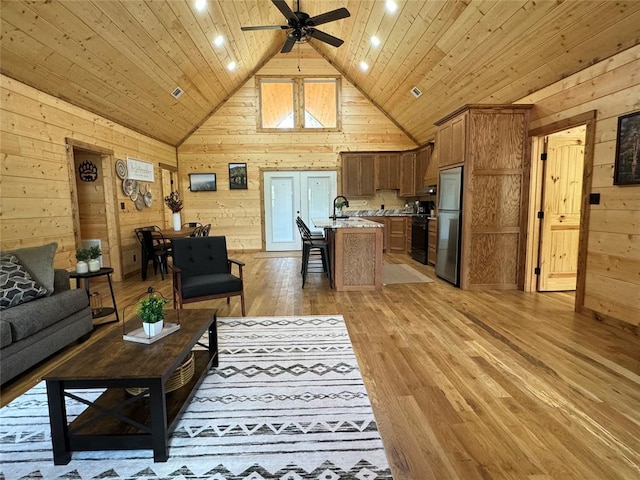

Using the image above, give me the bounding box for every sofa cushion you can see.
[0,320,12,348]
[0,288,89,342]
[5,242,58,294]
[0,254,48,310]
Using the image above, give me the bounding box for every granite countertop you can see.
[343,209,414,217]
[312,217,385,229]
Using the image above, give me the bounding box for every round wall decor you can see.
[115,159,128,179]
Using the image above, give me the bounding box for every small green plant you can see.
[75,248,91,262]
[88,245,102,259]
[137,294,169,324]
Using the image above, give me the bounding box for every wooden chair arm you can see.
[228,258,244,279]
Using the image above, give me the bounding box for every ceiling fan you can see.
[241,0,351,53]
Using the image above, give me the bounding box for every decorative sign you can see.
[126,157,154,182]
[78,160,98,182]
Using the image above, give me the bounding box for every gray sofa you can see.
[0,243,93,385]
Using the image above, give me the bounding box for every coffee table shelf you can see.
[44,309,217,464]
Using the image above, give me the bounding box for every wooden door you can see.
[538,130,585,291]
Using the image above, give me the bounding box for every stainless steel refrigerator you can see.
[435,166,463,286]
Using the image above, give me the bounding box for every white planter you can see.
[172,212,181,231]
[75,261,89,274]
[143,319,164,337]
[88,259,100,272]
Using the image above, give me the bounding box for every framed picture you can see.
[189,173,216,192]
[614,110,640,185]
[229,163,248,190]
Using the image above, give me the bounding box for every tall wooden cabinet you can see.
[435,104,532,290]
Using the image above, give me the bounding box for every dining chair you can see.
[189,225,203,237]
[182,222,203,228]
[171,236,246,315]
[200,224,211,236]
[135,228,170,280]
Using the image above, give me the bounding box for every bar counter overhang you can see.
[313,218,384,291]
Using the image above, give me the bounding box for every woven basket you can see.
[126,352,195,396]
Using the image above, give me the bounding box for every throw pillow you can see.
[7,242,58,295]
[0,254,48,310]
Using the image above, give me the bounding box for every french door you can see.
[263,171,337,251]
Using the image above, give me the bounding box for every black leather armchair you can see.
[171,236,246,315]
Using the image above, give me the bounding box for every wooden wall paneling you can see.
[516,46,639,328]
[0,75,176,275]
[178,45,414,250]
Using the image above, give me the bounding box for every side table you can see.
[69,267,119,325]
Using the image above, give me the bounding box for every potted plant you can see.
[164,191,183,231]
[137,293,169,337]
[75,248,91,274]
[87,245,102,272]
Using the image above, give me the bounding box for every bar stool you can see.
[296,217,332,288]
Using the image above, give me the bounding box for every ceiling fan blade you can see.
[307,28,344,48]
[272,0,298,23]
[281,35,297,53]
[241,25,287,31]
[307,7,350,27]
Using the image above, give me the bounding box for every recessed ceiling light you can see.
[370,36,381,47]
[214,35,224,47]
[195,0,207,12]
[385,1,398,14]
[227,61,237,71]
[359,61,369,72]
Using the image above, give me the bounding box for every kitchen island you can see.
[313,217,384,291]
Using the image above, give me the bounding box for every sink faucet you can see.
[332,195,349,219]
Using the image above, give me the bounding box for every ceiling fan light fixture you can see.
[171,87,184,99]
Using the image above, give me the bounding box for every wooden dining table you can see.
[158,227,196,239]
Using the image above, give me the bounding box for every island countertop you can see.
[312,217,385,229]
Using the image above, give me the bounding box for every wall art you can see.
[614,110,640,185]
[189,173,217,192]
[229,163,248,189]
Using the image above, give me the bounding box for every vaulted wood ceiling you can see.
[2,1,639,147]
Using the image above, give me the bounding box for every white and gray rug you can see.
[0,315,393,479]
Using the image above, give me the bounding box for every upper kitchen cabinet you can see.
[415,143,435,194]
[375,153,400,190]
[399,152,416,197]
[435,104,532,290]
[437,111,467,168]
[342,153,375,197]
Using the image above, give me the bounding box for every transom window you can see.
[257,77,340,131]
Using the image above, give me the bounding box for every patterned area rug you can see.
[0,315,392,480]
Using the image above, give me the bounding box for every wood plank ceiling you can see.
[2,1,639,147]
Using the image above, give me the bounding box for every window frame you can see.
[256,76,341,132]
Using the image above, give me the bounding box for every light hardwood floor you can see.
[1,252,639,479]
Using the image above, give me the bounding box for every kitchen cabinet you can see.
[399,152,416,197]
[405,217,412,253]
[437,112,466,168]
[415,143,435,195]
[375,153,400,190]
[387,217,407,253]
[427,219,437,265]
[342,153,375,197]
[434,104,532,290]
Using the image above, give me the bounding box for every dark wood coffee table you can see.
[44,309,218,465]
